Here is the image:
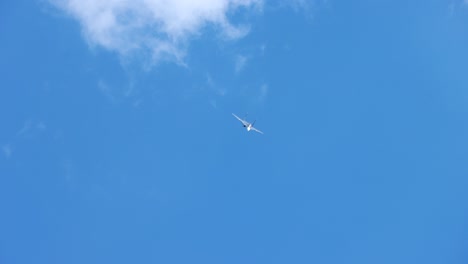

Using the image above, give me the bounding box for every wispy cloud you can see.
[3,119,49,160]
[98,79,143,106]
[37,121,47,132]
[291,0,331,11]
[446,1,468,16]
[289,0,310,10]
[197,74,227,108]
[17,119,47,138]
[259,83,268,102]
[16,119,32,136]
[49,0,262,65]
[62,159,74,182]
[235,55,248,73]
[98,80,117,102]
[260,43,266,55]
[2,144,12,159]
[448,3,455,16]
[206,74,215,89]
[271,0,329,20]
[206,74,226,96]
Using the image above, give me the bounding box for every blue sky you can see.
[1,0,468,263]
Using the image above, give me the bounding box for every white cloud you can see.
[49,0,262,64]
[235,55,248,73]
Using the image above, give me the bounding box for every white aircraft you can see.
[232,113,264,134]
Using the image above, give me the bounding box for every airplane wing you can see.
[251,127,264,134]
[232,113,250,126]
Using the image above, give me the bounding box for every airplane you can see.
[232,113,264,134]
